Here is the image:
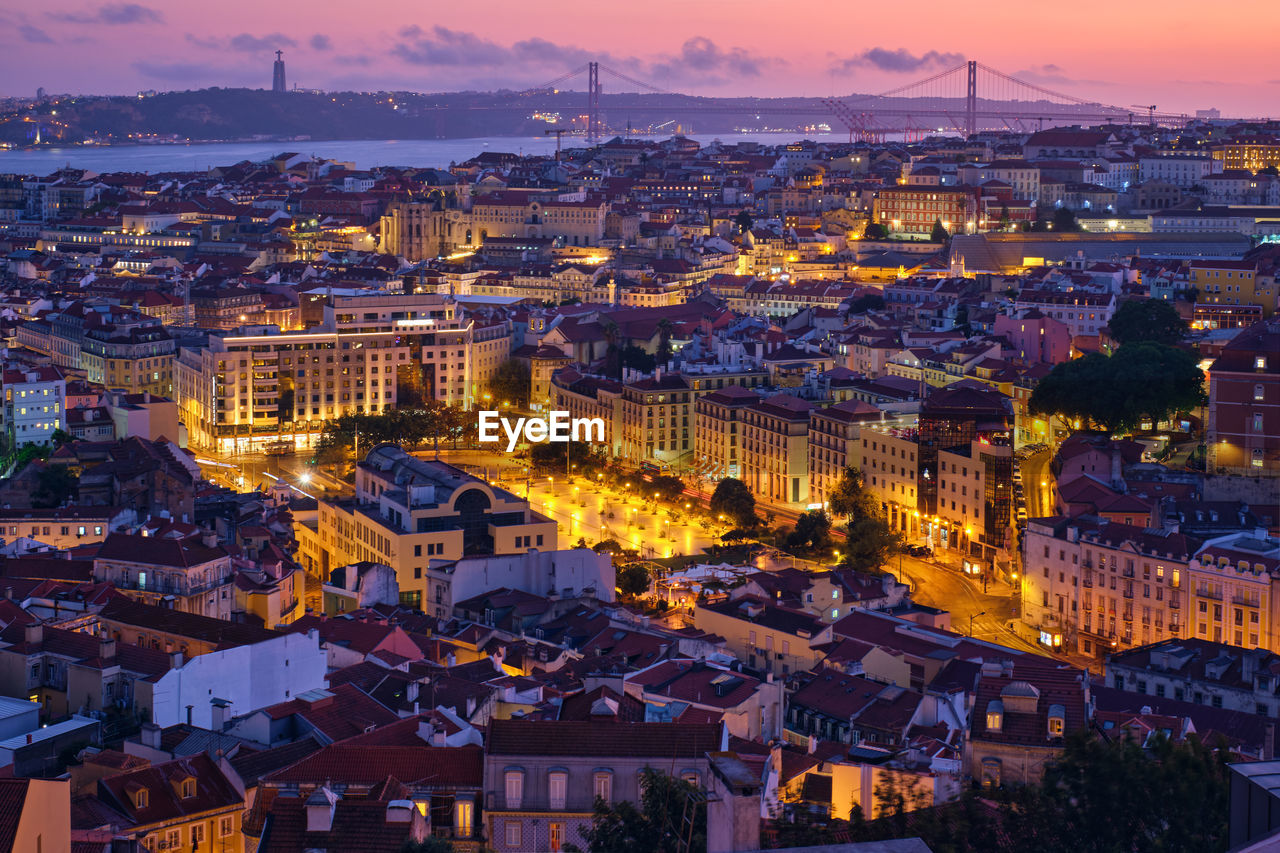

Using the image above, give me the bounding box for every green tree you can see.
[593,539,624,555]
[709,477,757,528]
[827,467,900,572]
[864,222,889,240]
[655,317,674,367]
[617,562,650,597]
[930,219,949,243]
[787,509,832,552]
[648,474,686,502]
[31,465,77,509]
[602,320,622,379]
[1107,298,1189,347]
[733,210,754,232]
[488,359,531,408]
[567,768,705,853]
[1052,206,1081,232]
[848,293,886,313]
[1029,343,1205,435]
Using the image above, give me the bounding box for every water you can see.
[0,132,845,174]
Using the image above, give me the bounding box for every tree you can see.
[848,293,886,314]
[787,509,832,552]
[567,768,705,853]
[1052,206,1081,232]
[648,474,686,502]
[827,467,900,572]
[400,839,455,853]
[864,222,889,240]
[1107,298,1188,347]
[31,464,77,509]
[733,210,754,233]
[593,539,624,554]
[602,320,622,379]
[930,219,949,243]
[488,359,531,408]
[709,477,757,528]
[617,562,650,597]
[655,317,674,367]
[1029,343,1205,435]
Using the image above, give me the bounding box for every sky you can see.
[1,0,1278,116]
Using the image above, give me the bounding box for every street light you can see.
[968,610,987,637]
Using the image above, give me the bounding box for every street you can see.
[1021,448,1055,519]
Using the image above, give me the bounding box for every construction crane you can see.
[1132,105,1157,126]
[543,127,569,161]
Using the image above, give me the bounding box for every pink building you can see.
[994,310,1073,366]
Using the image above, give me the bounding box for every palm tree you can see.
[655,318,674,367]
[601,320,622,379]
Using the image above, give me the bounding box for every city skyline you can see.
[1,0,1278,115]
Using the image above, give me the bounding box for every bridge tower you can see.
[965,60,977,138]
[587,61,601,143]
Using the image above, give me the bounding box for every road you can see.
[1021,448,1055,518]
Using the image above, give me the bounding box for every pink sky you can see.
[2,0,1277,116]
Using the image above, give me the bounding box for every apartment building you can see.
[484,720,719,853]
[1012,290,1116,339]
[1106,638,1280,716]
[93,532,238,620]
[1211,140,1280,173]
[740,394,814,505]
[1020,517,1197,656]
[936,438,1015,560]
[548,370,623,457]
[873,187,981,237]
[859,427,922,538]
[694,385,759,481]
[617,372,692,467]
[808,399,883,508]
[1192,261,1273,318]
[1187,532,1280,650]
[295,445,556,610]
[1,366,66,447]
[81,324,175,398]
[917,383,1013,527]
[1207,318,1279,476]
[695,596,826,678]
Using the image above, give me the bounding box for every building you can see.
[1106,639,1280,716]
[1192,260,1274,318]
[0,778,71,853]
[1020,516,1198,656]
[936,438,1015,562]
[483,719,719,853]
[425,549,614,621]
[1187,532,1280,650]
[859,427,923,539]
[967,659,1090,787]
[2,365,66,447]
[917,383,1013,540]
[296,445,556,609]
[1207,319,1280,475]
[694,386,759,481]
[694,596,825,678]
[94,753,246,852]
[617,371,693,467]
[740,394,814,505]
[808,400,883,509]
[1212,139,1280,173]
[92,532,237,619]
[623,659,784,741]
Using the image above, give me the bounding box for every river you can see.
[0,132,846,174]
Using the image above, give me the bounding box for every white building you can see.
[1138,156,1213,188]
[427,549,615,620]
[140,630,327,729]
[2,366,66,447]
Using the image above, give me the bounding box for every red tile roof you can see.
[487,719,721,758]
[264,743,482,788]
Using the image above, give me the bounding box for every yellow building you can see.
[1192,260,1274,318]
[97,753,245,853]
[0,777,71,853]
[694,596,825,678]
[740,395,814,506]
[296,445,556,611]
[1212,141,1280,173]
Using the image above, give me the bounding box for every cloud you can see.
[658,37,777,78]
[310,34,331,51]
[335,54,371,67]
[390,27,777,90]
[832,48,964,74]
[52,4,163,25]
[132,60,224,81]
[20,24,55,43]
[185,32,296,53]
[1012,64,1107,88]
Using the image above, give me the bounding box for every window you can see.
[504,821,522,848]
[165,829,181,848]
[181,778,195,798]
[1047,703,1066,737]
[986,700,1003,732]
[593,771,613,804]
[191,823,205,845]
[504,770,524,809]
[455,799,473,837]
[548,771,567,810]
[219,817,233,838]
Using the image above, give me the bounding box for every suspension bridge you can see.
[508,60,1190,142]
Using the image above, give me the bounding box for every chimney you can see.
[386,799,414,824]
[24,623,43,647]
[100,637,117,662]
[140,722,162,750]
[211,699,230,731]
[169,651,184,669]
[201,531,219,548]
[406,681,420,704]
[1110,448,1123,488]
[305,786,338,833]
[1267,723,1276,761]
